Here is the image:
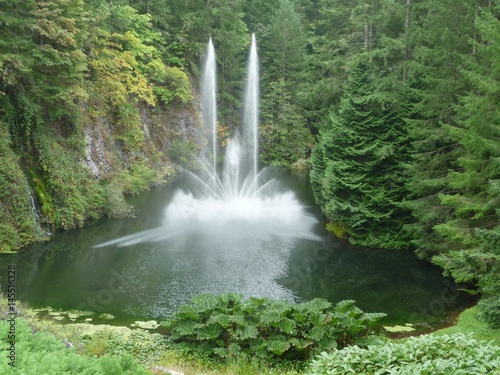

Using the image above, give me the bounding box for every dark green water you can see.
[0,169,470,330]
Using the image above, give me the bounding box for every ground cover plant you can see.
[0,318,149,375]
[307,333,500,375]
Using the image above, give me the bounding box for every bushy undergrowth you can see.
[34,127,106,230]
[0,121,44,251]
[307,333,500,375]
[163,293,385,362]
[83,329,168,365]
[0,318,149,375]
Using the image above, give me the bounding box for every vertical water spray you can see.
[94,33,319,249]
[202,38,218,192]
[244,33,259,188]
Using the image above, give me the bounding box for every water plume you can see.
[94,34,318,249]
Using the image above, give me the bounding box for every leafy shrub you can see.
[307,333,500,375]
[103,184,135,218]
[163,293,385,362]
[479,295,500,329]
[113,160,160,195]
[0,318,149,375]
[104,330,168,365]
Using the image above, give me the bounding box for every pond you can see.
[0,169,470,331]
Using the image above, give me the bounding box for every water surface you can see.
[0,170,469,330]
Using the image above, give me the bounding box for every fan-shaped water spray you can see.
[94,34,318,248]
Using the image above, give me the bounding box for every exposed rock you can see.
[82,118,113,178]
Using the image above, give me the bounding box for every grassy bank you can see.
[432,305,500,346]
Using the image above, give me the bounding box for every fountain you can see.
[201,37,218,191]
[15,36,469,321]
[94,34,318,248]
[244,33,259,187]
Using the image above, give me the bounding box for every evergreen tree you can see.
[259,78,312,166]
[261,0,309,91]
[259,0,312,166]
[210,0,248,128]
[174,0,248,128]
[432,8,500,328]
[404,0,477,258]
[303,0,407,131]
[311,59,410,249]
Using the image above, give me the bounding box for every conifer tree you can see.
[311,58,410,249]
[403,0,477,257]
[432,9,500,327]
[259,0,312,166]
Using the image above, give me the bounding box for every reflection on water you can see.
[0,170,470,328]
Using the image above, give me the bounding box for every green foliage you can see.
[82,329,168,365]
[325,221,347,240]
[0,0,193,248]
[310,59,410,249]
[151,65,193,105]
[479,295,500,330]
[33,127,106,229]
[403,0,477,258]
[415,8,500,326]
[258,0,312,167]
[113,159,160,196]
[0,0,88,119]
[103,184,134,218]
[307,333,500,375]
[433,306,500,346]
[0,318,149,374]
[261,0,308,90]
[163,293,385,363]
[0,122,44,252]
[166,139,199,169]
[260,79,313,167]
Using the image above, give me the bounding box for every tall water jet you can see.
[202,37,218,190]
[94,34,319,249]
[244,33,259,187]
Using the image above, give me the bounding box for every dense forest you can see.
[0,0,499,330]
